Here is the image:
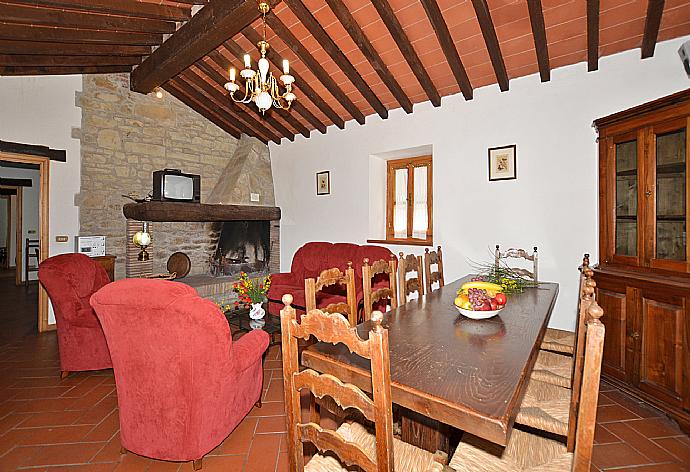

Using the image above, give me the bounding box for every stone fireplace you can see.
[210,221,270,277]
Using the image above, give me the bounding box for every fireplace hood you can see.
[123,201,280,222]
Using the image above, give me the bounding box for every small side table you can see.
[224,305,281,346]
[93,255,117,282]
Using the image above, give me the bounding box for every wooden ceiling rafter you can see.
[130,0,280,93]
[526,0,550,82]
[0,22,162,45]
[181,67,286,143]
[419,0,473,100]
[283,0,388,120]
[324,0,413,113]
[0,54,142,67]
[470,0,509,92]
[164,80,244,140]
[369,0,441,107]
[193,57,303,140]
[642,0,665,58]
[241,25,344,129]
[6,0,191,21]
[0,2,177,34]
[265,12,366,124]
[0,64,132,75]
[587,0,599,71]
[211,44,312,138]
[0,40,151,56]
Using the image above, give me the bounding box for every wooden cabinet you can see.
[595,89,690,433]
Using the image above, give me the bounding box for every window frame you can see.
[383,155,433,245]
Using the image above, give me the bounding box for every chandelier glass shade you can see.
[224,2,296,113]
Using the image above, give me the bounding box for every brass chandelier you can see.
[224,1,296,113]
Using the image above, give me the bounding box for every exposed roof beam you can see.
[0,54,141,66]
[0,22,162,45]
[526,0,550,82]
[642,0,665,58]
[6,0,191,21]
[181,69,284,144]
[0,65,132,75]
[370,0,441,106]
[165,80,244,140]
[0,2,176,33]
[419,0,473,100]
[193,59,301,140]
[283,0,387,119]
[470,0,509,91]
[324,0,413,113]
[209,46,312,138]
[0,40,151,56]
[265,13,366,124]
[131,0,278,93]
[587,0,599,71]
[242,26,343,129]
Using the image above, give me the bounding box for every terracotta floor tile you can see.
[594,424,620,445]
[591,442,651,469]
[276,451,288,472]
[596,404,640,423]
[178,454,245,471]
[654,436,690,464]
[597,392,617,407]
[83,409,120,442]
[0,413,30,435]
[245,432,281,472]
[111,451,151,471]
[605,421,677,463]
[145,458,183,471]
[610,464,690,471]
[19,410,85,428]
[18,442,107,467]
[91,434,125,463]
[215,417,257,455]
[625,417,685,439]
[256,416,287,434]
[248,400,285,418]
[11,386,74,400]
[264,359,282,370]
[263,380,285,403]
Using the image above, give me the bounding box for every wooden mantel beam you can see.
[131,0,280,93]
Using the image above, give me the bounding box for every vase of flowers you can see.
[233,272,271,320]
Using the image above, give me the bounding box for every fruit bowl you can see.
[455,305,503,320]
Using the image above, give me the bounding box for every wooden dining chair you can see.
[449,278,605,471]
[495,244,538,282]
[304,263,358,327]
[362,256,398,321]
[398,252,425,305]
[423,246,445,293]
[280,295,445,472]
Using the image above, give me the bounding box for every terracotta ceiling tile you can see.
[659,1,690,32]
[658,21,690,42]
[347,2,383,30]
[545,18,588,44]
[495,17,533,44]
[599,0,645,30]
[600,18,645,46]
[543,1,586,28]
[508,62,541,80]
[541,0,579,11]
[600,0,639,12]
[455,35,492,62]
[600,36,643,56]
[499,34,537,59]
[472,72,499,89]
[487,0,530,27]
[549,44,587,69]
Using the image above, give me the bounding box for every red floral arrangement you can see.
[232,272,271,308]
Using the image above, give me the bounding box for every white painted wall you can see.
[0,75,83,323]
[270,36,690,331]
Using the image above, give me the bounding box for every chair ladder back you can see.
[424,246,445,293]
[280,295,394,472]
[495,244,538,282]
[398,252,425,305]
[362,256,398,321]
[304,263,358,326]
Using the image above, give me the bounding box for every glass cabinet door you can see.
[614,139,639,258]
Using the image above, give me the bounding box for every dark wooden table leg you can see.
[400,409,451,455]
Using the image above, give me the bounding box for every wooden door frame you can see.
[0,151,51,332]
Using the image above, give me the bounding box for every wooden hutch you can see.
[594,89,690,433]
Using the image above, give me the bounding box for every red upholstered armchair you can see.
[90,279,269,470]
[38,253,112,378]
[267,242,394,316]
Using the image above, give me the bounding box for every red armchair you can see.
[267,242,394,316]
[90,278,269,469]
[38,253,112,378]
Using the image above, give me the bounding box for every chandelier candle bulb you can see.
[229,68,235,81]
[283,59,289,74]
[244,54,251,68]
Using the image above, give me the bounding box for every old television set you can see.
[152,169,201,202]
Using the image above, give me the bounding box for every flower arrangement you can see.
[233,272,271,308]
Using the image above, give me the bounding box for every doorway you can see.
[0,152,50,334]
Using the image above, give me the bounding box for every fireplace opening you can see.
[210,221,270,277]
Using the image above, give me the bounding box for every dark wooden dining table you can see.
[301,276,559,451]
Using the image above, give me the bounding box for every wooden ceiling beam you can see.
[214,42,315,137]
[265,13,366,124]
[370,0,441,106]
[419,0,473,100]
[180,70,284,144]
[470,0,509,91]
[0,54,142,66]
[130,0,277,93]
[194,59,302,140]
[587,0,599,71]
[642,0,665,58]
[0,22,162,45]
[164,80,245,140]
[0,40,151,56]
[526,0,550,82]
[0,2,176,33]
[0,65,132,75]
[283,0,387,120]
[6,0,191,21]
[324,0,412,113]
[242,26,343,130]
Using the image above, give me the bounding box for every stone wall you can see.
[77,73,246,279]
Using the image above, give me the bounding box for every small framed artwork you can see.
[316,171,330,195]
[488,145,517,181]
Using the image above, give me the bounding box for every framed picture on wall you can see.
[316,171,330,195]
[488,144,517,181]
